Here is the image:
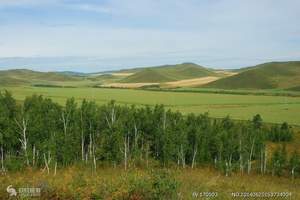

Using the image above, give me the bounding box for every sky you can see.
[0,0,299,72]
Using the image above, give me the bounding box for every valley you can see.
[1,61,300,125]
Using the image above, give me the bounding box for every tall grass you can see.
[0,165,299,199]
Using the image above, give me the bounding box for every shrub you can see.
[125,169,180,200]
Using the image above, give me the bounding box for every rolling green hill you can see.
[287,86,300,91]
[0,69,80,86]
[203,61,300,89]
[120,63,217,83]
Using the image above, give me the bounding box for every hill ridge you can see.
[203,61,300,89]
[120,63,218,83]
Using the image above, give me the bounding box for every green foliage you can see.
[126,169,179,200]
[268,122,293,142]
[271,145,287,176]
[0,91,296,178]
[289,151,300,178]
[151,170,179,200]
[252,114,263,129]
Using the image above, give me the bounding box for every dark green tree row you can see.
[0,91,298,177]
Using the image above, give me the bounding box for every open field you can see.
[102,82,160,88]
[2,86,300,125]
[0,166,299,200]
[170,87,300,97]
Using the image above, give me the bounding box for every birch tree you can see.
[15,113,29,166]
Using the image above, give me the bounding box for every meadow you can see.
[2,86,300,125]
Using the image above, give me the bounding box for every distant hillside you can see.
[0,69,80,86]
[120,63,218,83]
[287,86,300,91]
[203,61,300,89]
[0,76,29,86]
[57,71,87,77]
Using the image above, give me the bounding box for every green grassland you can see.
[2,86,300,125]
[204,61,300,90]
[160,87,300,98]
[120,63,219,83]
[1,61,300,125]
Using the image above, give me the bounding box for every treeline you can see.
[0,90,299,178]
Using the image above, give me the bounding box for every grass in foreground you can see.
[0,166,299,199]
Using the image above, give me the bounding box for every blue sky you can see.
[0,0,299,72]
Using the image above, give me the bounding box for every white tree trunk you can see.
[93,155,97,171]
[239,139,244,174]
[260,148,264,174]
[248,137,255,174]
[191,146,197,169]
[214,157,217,168]
[163,111,166,131]
[229,154,232,175]
[43,152,51,175]
[93,143,96,171]
[80,111,85,161]
[180,144,185,168]
[134,123,138,148]
[263,148,267,174]
[81,134,85,161]
[16,117,29,166]
[225,161,229,177]
[145,143,149,168]
[105,106,116,129]
[54,162,57,176]
[61,111,68,136]
[32,145,36,166]
[124,135,128,170]
[89,132,92,160]
[177,151,180,166]
[1,145,4,171]
[111,107,115,125]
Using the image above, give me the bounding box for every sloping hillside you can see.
[0,69,80,86]
[203,61,300,89]
[287,86,300,91]
[121,69,175,83]
[120,63,218,83]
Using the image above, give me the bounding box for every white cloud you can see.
[0,0,299,70]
